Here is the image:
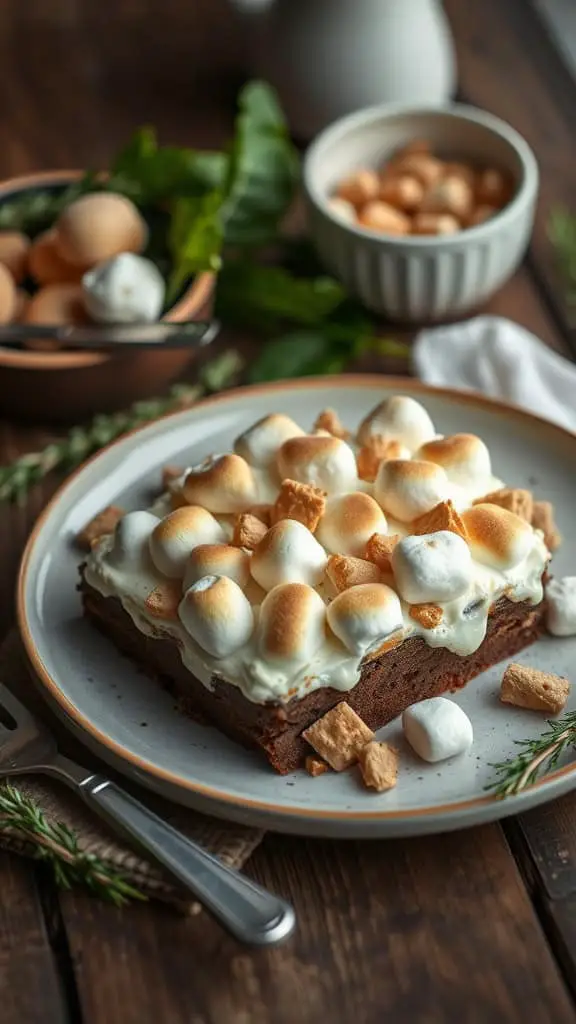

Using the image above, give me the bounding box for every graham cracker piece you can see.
[409,603,443,629]
[365,532,400,572]
[500,662,570,714]
[358,742,399,792]
[76,505,125,550]
[233,513,268,551]
[271,479,326,532]
[412,500,468,540]
[474,487,534,523]
[531,500,562,551]
[144,580,182,621]
[303,702,374,771]
[325,555,383,593]
[356,437,405,483]
[161,464,183,490]
[313,408,350,440]
[305,755,330,777]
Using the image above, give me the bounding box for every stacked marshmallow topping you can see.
[84,396,551,705]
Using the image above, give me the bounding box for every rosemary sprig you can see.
[0,783,146,905]
[0,349,244,504]
[486,709,576,798]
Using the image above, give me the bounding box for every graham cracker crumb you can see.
[501,662,570,714]
[409,603,443,629]
[303,702,375,771]
[365,532,400,572]
[233,513,268,551]
[357,437,405,483]
[531,500,562,551]
[313,408,349,440]
[161,464,183,490]
[246,504,272,527]
[271,478,326,532]
[144,580,183,621]
[358,742,399,792]
[325,554,383,593]
[76,505,125,550]
[305,755,330,777]
[474,487,534,523]
[412,499,468,540]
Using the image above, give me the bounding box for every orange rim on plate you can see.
[16,376,576,821]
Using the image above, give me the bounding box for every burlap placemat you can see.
[0,630,264,912]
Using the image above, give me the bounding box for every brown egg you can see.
[57,192,148,266]
[13,288,29,322]
[412,213,460,235]
[23,283,88,350]
[443,161,477,188]
[358,201,410,235]
[28,229,86,286]
[0,263,17,323]
[468,204,499,227]
[419,175,474,220]
[0,231,30,283]
[336,170,380,208]
[475,168,512,207]
[391,139,430,162]
[379,174,424,211]
[394,154,443,188]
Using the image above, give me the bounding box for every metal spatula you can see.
[0,682,295,945]
[0,319,220,351]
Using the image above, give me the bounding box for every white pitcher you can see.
[233,0,457,138]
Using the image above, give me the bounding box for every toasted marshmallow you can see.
[358,395,435,452]
[182,454,257,514]
[461,504,532,571]
[107,511,160,569]
[545,577,576,636]
[234,414,305,468]
[374,459,450,522]
[183,543,250,591]
[178,575,254,657]
[250,519,327,591]
[416,434,491,488]
[149,506,225,578]
[327,583,403,656]
[403,697,473,762]
[316,492,387,557]
[256,582,326,664]
[277,435,357,494]
[392,531,473,603]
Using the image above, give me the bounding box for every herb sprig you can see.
[486,710,576,797]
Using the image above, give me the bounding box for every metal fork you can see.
[0,683,295,945]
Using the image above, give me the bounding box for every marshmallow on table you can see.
[234,414,305,468]
[461,504,533,571]
[327,583,403,656]
[82,252,166,324]
[403,697,473,762]
[179,575,254,658]
[250,519,327,591]
[107,510,160,569]
[316,492,387,557]
[546,577,576,636]
[256,582,327,665]
[183,543,251,591]
[277,435,358,494]
[358,395,436,452]
[416,434,492,489]
[392,531,473,604]
[374,459,450,522]
[182,454,257,514]
[149,506,225,578]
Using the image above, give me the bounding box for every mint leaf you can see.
[216,263,346,330]
[109,126,227,204]
[167,190,224,299]
[248,331,334,382]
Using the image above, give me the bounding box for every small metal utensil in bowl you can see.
[0,319,220,352]
[0,682,295,945]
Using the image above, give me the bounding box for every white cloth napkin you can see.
[412,315,576,433]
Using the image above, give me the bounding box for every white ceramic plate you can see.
[17,377,576,838]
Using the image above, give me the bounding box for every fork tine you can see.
[0,682,36,727]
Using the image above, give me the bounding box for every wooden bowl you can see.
[0,170,216,422]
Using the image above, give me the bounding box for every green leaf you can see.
[216,263,347,330]
[109,126,228,204]
[167,190,224,300]
[248,331,334,382]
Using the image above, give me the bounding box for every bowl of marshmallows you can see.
[0,170,215,421]
[303,103,539,323]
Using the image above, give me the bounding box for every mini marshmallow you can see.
[183,543,251,591]
[316,492,387,557]
[417,434,492,488]
[182,454,257,514]
[179,575,254,658]
[358,395,436,452]
[402,697,473,762]
[256,582,326,664]
[327,583,403,656]
[277,435,358,494]
[82,252,165,324]
[374,459,450,522]
[461,504,533,571]
[545,577,576,636]
[149,506,225,578]
[392,531,473,603]
[234,414,304,468]
[250,519,327,591]
[107,510,160,569]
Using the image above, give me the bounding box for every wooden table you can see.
[2,2,576,1021]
